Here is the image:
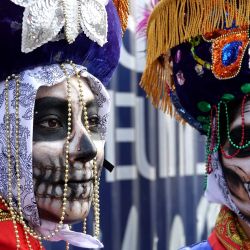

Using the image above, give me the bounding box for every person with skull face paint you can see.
[0,0,128,249]
[139,0,250,249]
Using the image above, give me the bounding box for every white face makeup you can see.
[221,100,250,218]
[32,76,104,223]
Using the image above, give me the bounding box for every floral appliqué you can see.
[10,0,108,53]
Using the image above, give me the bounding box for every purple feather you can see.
[136,0,159,38]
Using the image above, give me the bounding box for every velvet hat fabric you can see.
[0,0,122,85]
[140,0,250,134]
[171,29,250,134]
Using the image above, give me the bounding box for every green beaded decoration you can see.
[241,83,250,94]
[221,93,235,102]
[197,116,209,123]
[203,96,250,188]
[190,37,211,70]
[223,101,250,149]
[203,124,210,133]
[197,101,211,113]
[205,101,222,156]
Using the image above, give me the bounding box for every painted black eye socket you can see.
[228,127,250,158]
[87,115,100,132]
[38,117,63,129]
[33,114,67,141]
[233,147,250,158]
[33,97,68,141]
[88,115,99,126]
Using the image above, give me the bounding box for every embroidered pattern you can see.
[215,206,250,250]
[0,208,12,222]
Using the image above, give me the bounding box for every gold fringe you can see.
[147,0,250,65]
[140,51,173,113]
[141,0,250,114]
[140,55,186,123]
[113,0,129,34]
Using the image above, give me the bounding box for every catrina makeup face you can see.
[32,76,104,223]
[221,100,250,218]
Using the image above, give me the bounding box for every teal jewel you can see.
[197,116,209,123]
[241,83,250,94]
[203,123,210,132]
[221,93,235,102]
[197,101,211,112]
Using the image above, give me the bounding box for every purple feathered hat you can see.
[0,0,123,85]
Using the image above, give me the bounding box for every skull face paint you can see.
[32,76,104,223]
[221,100,250,218]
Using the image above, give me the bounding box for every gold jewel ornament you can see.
[211,30,249,79]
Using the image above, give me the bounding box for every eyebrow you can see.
[35,97,97,109]
[230,126,250,140]
[35,97,67,110]
[86,99,97,109]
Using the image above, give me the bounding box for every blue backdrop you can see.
[44,1,220,249]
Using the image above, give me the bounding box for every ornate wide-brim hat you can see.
[0,0,129,85]
[141,0,250,133]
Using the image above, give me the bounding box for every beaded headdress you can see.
[140,0,250,170]
[140,0,250,224]
[0,0,129,249]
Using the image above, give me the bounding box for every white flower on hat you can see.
[10,0,108,53]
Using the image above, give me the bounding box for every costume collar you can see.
[214,206,250,250]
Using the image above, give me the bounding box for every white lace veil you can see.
[0,63,110,228]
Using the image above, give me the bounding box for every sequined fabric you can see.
[170,26,250,134]
[10,0,108,52]
[212,31,249,79]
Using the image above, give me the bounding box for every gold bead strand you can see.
[4,76,20,249]
[65,225,72,250]
[53,63,72,230]
[69,61,100,237]
[20,64,73,242]
[4,76,45,248]
[69,62,90,133]
[83,218,87,234]
[68,62,91,234]
[14,75,33,250]
[60,63,74,250]
[66,242,70,250]
[92,157,100,237]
